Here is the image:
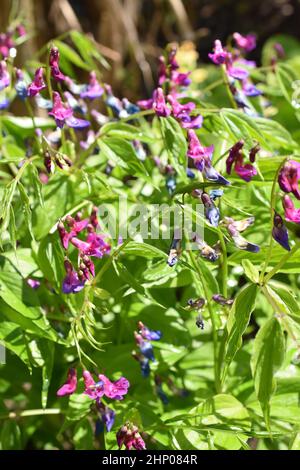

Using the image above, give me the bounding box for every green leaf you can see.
[121,241,166,259]
[53,40,90,70]
[251,317,285,427]
[159,116,188,172]
[73,419,94,450]
[0,421,21,450]
[242,259,259,283]
[100,122,153,143]
[276,62,298,103]
[224,284,258,367]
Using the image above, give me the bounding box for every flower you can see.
[49,47,66,82]
[209,40,230,65]
[132,351,150,378]
[278,160,300,200]
[134,333,155,361]
[83,370,129,401]
[80,71,103,100]
[57,368,77,397]
[226,140,257,182]
[122,98,140,115]
[153,88,171,117]
[104,84,124,116]
[62,260,85,294]
[0,97,9,110]
[212,294,234,306]
[167,238,181,267]
[27,67,46,97]
[201,192,220,227]
[27,278,40,289]
[242,80,262,97]
[96,402,115,432]
[283,195,300,224]
[180,114,203,129]
[138,321,162,341]
[64,91,87,114]
[0,60,10,91]
[15,68,27,100]
[233,33,256,52]
[117,423,146,450]
[222,216,260,252]
[272,212,290,251]
[187,130,214,171]
[48,91,73,127]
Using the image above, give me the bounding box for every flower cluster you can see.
[0,23,26,59]
[57,206,111,293]
[57,368,129,433]
[132,321,162,377]
[117,423,146,450]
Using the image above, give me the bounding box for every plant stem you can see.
[263,242,300,284]
[0,408,61,420]
[217,228,228,298]
[221,65,238,109]
[188,249,221,393]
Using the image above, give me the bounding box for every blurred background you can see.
[1,0,299,99]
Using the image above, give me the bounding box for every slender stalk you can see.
[263,243,300,284]
[217,228,228,298]
[188,249,221,393]
[260,158,288,283]
[0,408,61,420]
[221,65,238,109]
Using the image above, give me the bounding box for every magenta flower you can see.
[137,97,154,110]
[234,163,257,182]
[158,55,167,85]
[171,70,192,87]
[49,47,66,82]
[0,60,10,91]
[48,91,72,127]
[187,130,214,171]
[180,114,203,129]
[226,140,257,182]
[167,94,195,119]
[153,88,171,117]
[226,65,249,81]
[83,370,129,401]
[57,368,77,397]
[27,278,40,289]
[283,195,300,224]
[27,67,46,97]
[62,260,85,294]
[209,40,231,65]
[233,32,256,52]
[278,160,300,200]
[272,212,290,251]
[80,71,104,100]
[70,232,111,258]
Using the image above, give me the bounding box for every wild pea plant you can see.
[0,23,300,451]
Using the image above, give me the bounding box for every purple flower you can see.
[70,231,111,258]
[65,116,90,130]
[97,403,115,432]
[153,88,171,117]
[138,321,162,341]
[27,67,46,97]
[171,70,192,87]
[203,164,230,185]
[234,163,257,182]
[0,60,10,91]
[227,65,249,81]
[223,217,260,253]
[242,80,262,97]
[80,71,103,100]
[104,84,124,115]
[135,333,155,361]
[187,130,214,171]
[0,97,9,110]
[283,195,300,224]
[167,238,181,267]
[212,294,234,306]
[27,278,40,289]
[274,42,285,59]
[272,212,290,251]
[136,97,153,110]
[201,192,220,227]
[83,370,130,401]
[226,140,257,182]
[117,423,146,450]
[57,368,77,397]
[122,98,140,115]
[64,91,87,114]
[49,47,66,82]
[62,260,85,294]
[167,94,195,118]
[209,40,230,65]
[180,114,203,129]
[278,160,300,200]
[233,33,256,52]
[48,91,73,128]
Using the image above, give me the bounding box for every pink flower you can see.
[49,91,73,128]
[62,260,85,294]
[283,195,300,223]
[27,67,46,97]
[117,423,146,450]
[233,33,256,52]
[83,371,129,401]
[80,71,104,100]
[0,60,10,90]
[49,47,66,82]
[57,368,77,397]
[209,40,231,65]
[187,130,214,171]
[153,88,171,117]
[167,94,195,119]
[278,160,300,200]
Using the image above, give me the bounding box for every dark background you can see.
[1,0,300,97]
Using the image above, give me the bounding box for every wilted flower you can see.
[278,160,300,200]
[201,192,220,227]
[57,368,77,397]
[167,238,181,267]
[272,211,290,251]
[187,298,205,310]
[283,195,300,224]
[80,71,103,100]
[222,216,260,252]
[195,314,205,330]
[233,32,256,52]
[192,234,220,262]
[212,294,234,306]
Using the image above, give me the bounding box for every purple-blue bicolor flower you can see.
[15,68,27,100]
[135,333,155,361]
[62,260,85,294]
[242,80,262,97]
[138,321,162,341]
[122,98,140,115]
[104,84,124,115]
[80,71,103,100]
[272,212,290,251]
[201,192,220,227]
[49,91,89,129]
[64,91,87,114]
[96,402,116,432]
[27,67,46,97]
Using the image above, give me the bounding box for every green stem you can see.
[263,243,300,284]
[188,249,221,393]
[0,408,61,420]
[217,228,228,298]
[221,65,238,109]
[260,158,288,283]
